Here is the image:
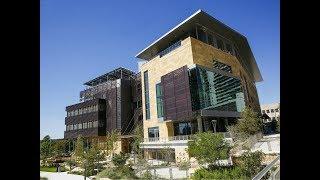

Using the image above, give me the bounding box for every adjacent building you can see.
[64,67,142,152]
[261,102,280,123]
[135,10,262,162]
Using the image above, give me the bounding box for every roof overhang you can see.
[135,9,263,82]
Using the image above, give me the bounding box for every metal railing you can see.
[252,155,280,180]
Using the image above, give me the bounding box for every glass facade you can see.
[156,83,164,118]
[144,71,150,119]
[189,66,245,112]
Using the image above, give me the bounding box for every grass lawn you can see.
[40,166,56,172]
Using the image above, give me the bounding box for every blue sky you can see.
[41,0,279,139]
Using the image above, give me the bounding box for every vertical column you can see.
[211,120,217,133]
[224,118,228,132]
[197,116,203,133]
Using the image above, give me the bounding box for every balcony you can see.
[140,132,232,149]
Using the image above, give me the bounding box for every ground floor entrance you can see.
[172,117,237,137]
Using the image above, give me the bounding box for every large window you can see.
[148,127,159,140]
[189,66,244,112]
[144,71,150,120]
[174,122,192,136]
[156,83,164,118]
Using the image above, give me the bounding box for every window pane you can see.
[148,127,159,138]
[156,83,164,118]
[197,27,207,43]
[144,71,150,119]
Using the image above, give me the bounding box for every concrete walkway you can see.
[40,171,91,180]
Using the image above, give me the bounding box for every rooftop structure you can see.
[84,67,135,86]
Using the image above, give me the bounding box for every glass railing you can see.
[158,40,182,58]
[143,132,231,143]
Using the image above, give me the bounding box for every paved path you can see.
[40,171,91,180]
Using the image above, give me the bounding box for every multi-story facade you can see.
[136,10,262,162]
[64,67,142,152]
[261,102,280,123]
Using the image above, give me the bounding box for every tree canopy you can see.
[188,132,230,165]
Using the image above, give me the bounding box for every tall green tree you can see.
[188,132,230,166]
[40,135,53,166]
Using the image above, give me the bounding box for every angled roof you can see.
[135,9,263,82]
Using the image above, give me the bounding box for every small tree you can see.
[228,107,262,140]
[74,135,85,164]
[112,152,129,167]
[82,140,105,177]
[104,130,120,157]
[188,132,230,166]
[237,150,263,177]
[52,139,66,158]
[132,124,144,164]
[40,135,53,166]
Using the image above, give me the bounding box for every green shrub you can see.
[112,152,129,167]
[191,166,248,180]
[97,165,138,179]
[188,132,230,165]
[236,151,263,177]
[140,170,152,180]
